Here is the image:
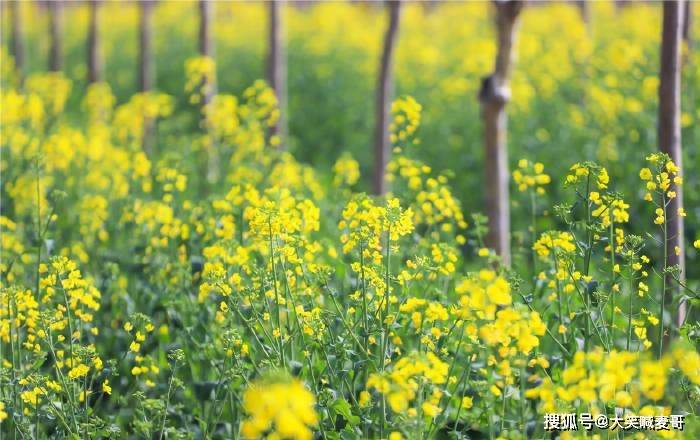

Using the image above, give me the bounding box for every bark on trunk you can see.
[87,0,103,83]
[658,0,686,330]
[48,0,63,72]
[9,1,24,83]
[139,0,155,92]
[372,0,401,195]
[267,0,287,148]
[478,0,524,267]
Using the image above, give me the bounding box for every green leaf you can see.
[331,398,360,426]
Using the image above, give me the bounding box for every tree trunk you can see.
[479,0,524,267]
[682,0,692,53]
[372,0,401,195]
[576,0,590,27]
[87,0,103,83]
[267,0,287,148]
[139,0,156,157]
[9,1,24,84]
[200,0,218,182]
[292,1,314,11]
[614,0,629,13]
[48,0,63,72]
[139,0,155,92]
[658,1,686,330]
[423,0,440,14]
[199,0,215,104]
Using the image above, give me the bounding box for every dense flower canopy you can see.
[1,1,700,439]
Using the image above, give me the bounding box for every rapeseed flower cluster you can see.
[185,55,217,104]
[639,153,683,218]
[389,96,422,145]
[241,377,318,440]
[513,159,551,194]
[332,153,361,187]
[527,345,700,414]
[367,352,448,416]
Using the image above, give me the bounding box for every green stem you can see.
[657,197,668,359]
[583,174,593,353]
[268,220,285,368]
[157,372,175,440]
[360,242,369,358]
[551,251,567,346]
[380,225,392,438]
[627,273,635,351]
[530,190,538,282]
[609,219,616,348]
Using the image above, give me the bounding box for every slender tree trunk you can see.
[48,0,63,72]
[423,0,440,14]
[576,0,590,28]
[614,0,629,13]
[139,0,156,157]
[372,0,401,195]
[87,0,103,83]
[292,0,314,10]
[479,0,524,267]
[267,0,287,148]
[200,0,219,182]
[199,0,215,105]
[9,1,24,84]
[682,0,692,54]
[139,0,155,92]
[658,0,686,330]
